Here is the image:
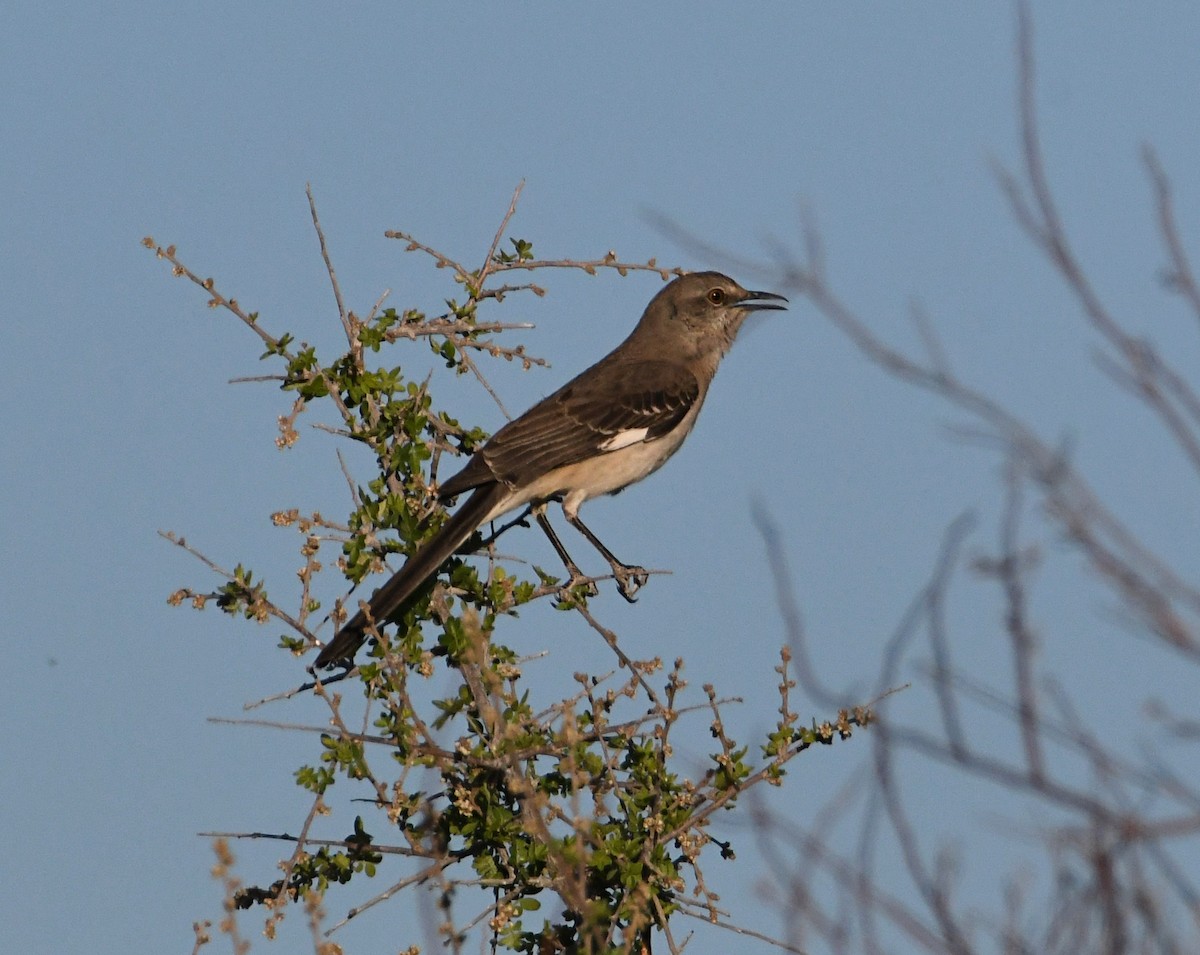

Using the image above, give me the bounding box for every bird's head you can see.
[637,270,788,360]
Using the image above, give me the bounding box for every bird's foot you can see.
[612,563,650,602]
[560,565,600,600]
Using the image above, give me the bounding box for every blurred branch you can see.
[742,4,1200,952]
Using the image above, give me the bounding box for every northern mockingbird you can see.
[313,271,786,668]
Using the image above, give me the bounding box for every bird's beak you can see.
[740,289,789,312]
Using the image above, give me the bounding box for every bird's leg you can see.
[563,508,649,603]
[533,504,599,597]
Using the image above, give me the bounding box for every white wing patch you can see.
[599,427,650,452]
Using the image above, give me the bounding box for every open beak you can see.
[740,289,789,312]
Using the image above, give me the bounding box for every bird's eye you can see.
[706,288,726,305]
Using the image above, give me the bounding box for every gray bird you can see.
[313,271,786,668]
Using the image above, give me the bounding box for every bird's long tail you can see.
[312,482,509,668]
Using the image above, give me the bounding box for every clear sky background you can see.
[4,4,1199,953]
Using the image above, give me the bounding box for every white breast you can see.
[483,399,706,522]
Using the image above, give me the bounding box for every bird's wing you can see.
[438,359,700,497]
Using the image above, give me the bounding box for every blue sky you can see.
[4,4,1199,953]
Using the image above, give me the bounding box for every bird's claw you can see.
[555,564,648,603]
[613,565,650,602]
[560,568,600,599]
